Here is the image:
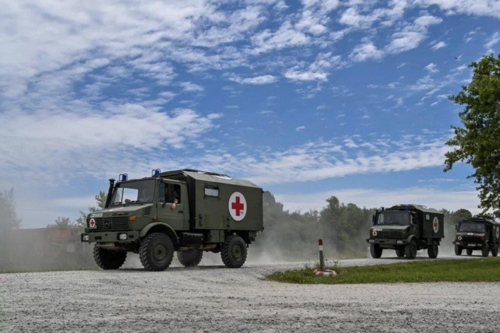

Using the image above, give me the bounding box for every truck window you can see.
[204,186,219,197]
[111,180,155,205]
[459,222,485,233]
[377,211,410,226]
[161,183,181,204]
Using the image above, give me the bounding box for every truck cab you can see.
[453,216,500,257]
[81,169,264,271]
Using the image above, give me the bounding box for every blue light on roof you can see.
[152,169,161,177]
[119,173,128,181]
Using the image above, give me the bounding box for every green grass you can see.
[267,258,500,284]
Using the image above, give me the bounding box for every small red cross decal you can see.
[231,196,245,216]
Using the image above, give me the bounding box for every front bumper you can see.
[366,238,407,245]
[81,231,139,243]
[453,241,484,248]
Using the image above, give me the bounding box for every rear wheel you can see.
[427,241,439,259]
[481,244,490,257]
[177,249,203,267]
[454,244,462,256]
[466,248,473,256]
[405,240,417,260]
[395,247,405,258]
[93,245,127,270]
[370,244,382,258]
[221,235,247,268]
[139,233,174,271]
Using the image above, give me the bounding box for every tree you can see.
[76,191,107,228]
[445,54,500,217]
[54,216,74,227]
[0,188,22,231]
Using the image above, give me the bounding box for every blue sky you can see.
[1,0,499,228]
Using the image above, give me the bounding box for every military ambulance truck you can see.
[367,204,444,259]
[81,169,264,271]
[453,216,500,257]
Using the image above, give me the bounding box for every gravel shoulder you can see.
[1,254,498,333]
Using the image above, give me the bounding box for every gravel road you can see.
[1,253,498,333]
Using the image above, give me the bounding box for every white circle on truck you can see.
[433,217,439,233]
[229,192,247,222]
[89,218,96,229]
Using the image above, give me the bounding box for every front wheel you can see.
[221,235,247,268]
[481,244,490,257]
[93,245,127,270]
[427,241,439,259]
[370,244,382,258]
[455,244,462,256]
[491,244,499,257]
[139,233,174,271]
[178,249,203,267]
[466,248,473,256]
[405,240,417,260]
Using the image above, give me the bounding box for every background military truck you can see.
[81,169,264,271]
[453,216,500,257]
[367,204,444,259]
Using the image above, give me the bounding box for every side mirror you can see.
[455,224,458,231]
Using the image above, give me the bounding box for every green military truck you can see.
[81,169,264,271]
[367,204,444,259]
[453,216,500,257]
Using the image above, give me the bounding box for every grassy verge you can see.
[267,258,500,284]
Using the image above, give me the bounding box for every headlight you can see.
[82,234,90,241]
[118,233,128,240]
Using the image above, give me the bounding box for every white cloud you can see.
[350,42,384,62]
[180,82,204,92]
[250,21,310,54]
[425,63,439,73]
[432,41,447,50]
[386,15,442,54]
[285,53,341,81]
[296,126,306,132]
[414,0,500,19]
[229,74,278,85]
[485,32,500,53]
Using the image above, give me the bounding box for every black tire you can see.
[427,241,439,259]
[221,235,247,268]
[481,244,490,257]
[492,244,499,257]
[454,244,462,256]
[405,240,417,260]
[370,244,383,258]
[395,247,405,258]
[177,249,203,267]
[139,233,174,271]
[466,248,473,256]
[93,245,127,270]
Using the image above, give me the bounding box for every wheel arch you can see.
[140,223,179,248]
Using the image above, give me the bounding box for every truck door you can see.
[157,182,188,230]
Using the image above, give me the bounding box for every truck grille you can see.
[92,217,129,231]
[377,230,403,239]
[461,235,483,243]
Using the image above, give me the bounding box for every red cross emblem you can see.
[89,218,96,229]
[432,217,439,233]
[228,192,247,221]
[231,196,245,216]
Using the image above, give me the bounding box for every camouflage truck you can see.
[367,204,444,259]
[453,216,500,257]
[81,169,264,271]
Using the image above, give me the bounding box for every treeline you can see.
[251,191,474,260]
[0,188,478,260]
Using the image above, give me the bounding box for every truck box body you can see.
[160,170,263,232]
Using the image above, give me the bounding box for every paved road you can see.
[1,254,498,333]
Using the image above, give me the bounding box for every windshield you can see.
[459,222,485,233]
[377,211,410,226]
[111,180,155,205]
